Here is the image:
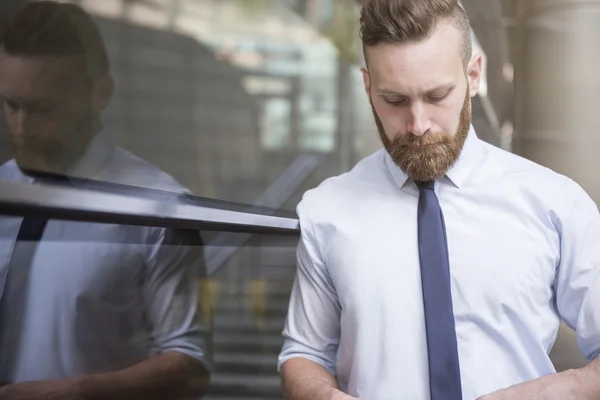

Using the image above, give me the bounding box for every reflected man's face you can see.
[361,21,482,182]
[0,51,101,174]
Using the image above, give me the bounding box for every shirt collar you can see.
[384,125,483,189]
[65,133,115,180]
[16,133,115,184]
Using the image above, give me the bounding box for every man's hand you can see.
[0,378,84,400]
[478,368,594,400]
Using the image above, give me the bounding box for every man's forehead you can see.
[0,51,87,94]
[365,21,464,76]
[0,51,85,80]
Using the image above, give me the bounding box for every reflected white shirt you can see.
[0,134,211,382]
[279,127,600,399]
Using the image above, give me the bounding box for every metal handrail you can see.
[0,180,300,235]
[0,154,321,273]
[204,154,320,273]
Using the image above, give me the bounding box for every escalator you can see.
[200,156,320,399]
[207,242,295,398]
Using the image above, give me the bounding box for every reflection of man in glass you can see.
[0,1,211,399]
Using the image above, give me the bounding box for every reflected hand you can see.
[331,392,361,400]
[329,389,361,400]
[0,378,84,400]
[477,370,587,400]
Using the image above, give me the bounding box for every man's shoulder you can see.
[479,140,586,206]
[0,158,16,174]
[481,140,572,186]
[298,148,388,222]
[0,159,27,182]
[102,147,190,195]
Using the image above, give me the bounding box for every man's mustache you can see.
[390,131,451,147]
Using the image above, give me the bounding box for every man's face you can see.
[362,21,482,182]
[0,52,98,174]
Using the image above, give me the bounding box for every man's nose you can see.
[405,103,432,136]
[13,110,29,137]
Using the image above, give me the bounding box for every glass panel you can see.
[207,233,297,398]
[0,0,370,211]
[0,211,298,398]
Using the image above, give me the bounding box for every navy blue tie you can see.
[416,180,462,400]
[0,174,63,375]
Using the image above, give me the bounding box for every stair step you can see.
[215,352,279,374]
[215,333,284,353]
[207,263,292,399]
[208,373,282,397]
[213,274,296,283]
[214,315,286,333]
[214,294,292,308]
[214,299,289,317]
[216,352,278,366]
[210,281,294,297]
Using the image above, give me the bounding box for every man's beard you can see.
[12,108,95,175]
[373,88,472,182]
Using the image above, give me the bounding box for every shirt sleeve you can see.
[144,227,213,371]
[554,180,600,360]
[278,204,341,375]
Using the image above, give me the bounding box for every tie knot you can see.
[415,180,435,190]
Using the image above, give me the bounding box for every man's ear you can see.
[92,75,115,112]
[361,67,371,98]
[467,54,483,97]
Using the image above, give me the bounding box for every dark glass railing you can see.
[0,158,314,399]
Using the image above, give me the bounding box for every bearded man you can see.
[277,0,600,399]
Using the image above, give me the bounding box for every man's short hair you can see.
[0,0,110,79]
[360,0,472,68]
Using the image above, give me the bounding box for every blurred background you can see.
[0,0,597,398]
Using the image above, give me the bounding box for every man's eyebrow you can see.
[377,88,405,96]
[425,84,456,94]
[0,95,23,105]
[376,84,456,96]
[0,96,58,109]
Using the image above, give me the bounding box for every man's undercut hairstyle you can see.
[360,0,472,68]
[0,0,110,80]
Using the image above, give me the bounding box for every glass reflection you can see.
[0,2,212,399]
[0,0,371,398]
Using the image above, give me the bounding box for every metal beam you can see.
[0,181,300,235]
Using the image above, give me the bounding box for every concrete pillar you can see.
[514,0,600,201]
[513,0,600,370]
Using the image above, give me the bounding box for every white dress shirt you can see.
[278,127,600,399]
[0,134,211,382]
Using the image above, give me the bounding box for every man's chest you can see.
[0,217,147,303]
[321,195,560,323]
